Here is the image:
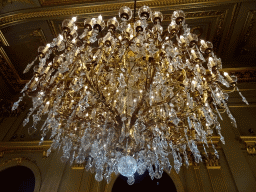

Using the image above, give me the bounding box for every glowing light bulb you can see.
[224,72,228,76]
[113,17,117,20]
[59,35,63,40]
[139,90,142,93]
[72,39,76,43]
[74,26,78,30]
[71,100,74,102]
[46,43,50,47]
[35,77,39,81]
[46,101,50,105]
[86,113,88,117]
[116,89,119,93]
[119,36,122,40]
[72,17,77,22]
[98,15,102,20]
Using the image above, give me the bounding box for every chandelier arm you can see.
[221,85,236,93]
[141,92,180,117]
[130,60,156,129]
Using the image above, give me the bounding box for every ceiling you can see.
[0,0,256,94]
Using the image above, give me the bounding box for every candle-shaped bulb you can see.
[59,35,63,40]
[224,72,228,76]
[72,17,77,22]
[98,15,102,20]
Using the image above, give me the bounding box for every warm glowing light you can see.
[72,17,77,22]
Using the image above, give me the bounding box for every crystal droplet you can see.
[127,176,135,185]
[28,126,37,135]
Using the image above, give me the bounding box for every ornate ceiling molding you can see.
[0,30,9,46]
[39,0,108,7]
[0,0,238,28]
[0,141,52,157]
[240,136,256,155]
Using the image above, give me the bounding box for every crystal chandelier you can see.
[12,5,249,185]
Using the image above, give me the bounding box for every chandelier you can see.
[12,5,248,185]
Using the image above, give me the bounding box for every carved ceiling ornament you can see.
[240,136,256,155]
[204,152,220,168]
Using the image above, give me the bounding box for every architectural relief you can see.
[204,153,220,168]
[240,136,256,155]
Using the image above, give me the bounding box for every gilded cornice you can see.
[240,136,256,155]
[0,141,52,157]
[39,0,109,7]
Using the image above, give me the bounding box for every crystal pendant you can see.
[117,156,137,177]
